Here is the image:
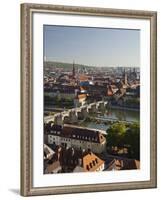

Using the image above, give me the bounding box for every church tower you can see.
[72,60,75,78]
[125,73,127,85]
[124,68,127,85]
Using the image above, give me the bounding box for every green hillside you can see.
[44,61,96,70]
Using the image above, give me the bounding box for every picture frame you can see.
[20,3,157,196]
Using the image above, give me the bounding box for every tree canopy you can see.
[106,122,126,147]
[106,122,140,160]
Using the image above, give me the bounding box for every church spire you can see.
[72,60,75,77]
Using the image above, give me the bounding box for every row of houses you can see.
[44,144,140,174]
[44,145,105,174]
[44,124,107,154]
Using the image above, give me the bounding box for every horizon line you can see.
[44,59,140,68]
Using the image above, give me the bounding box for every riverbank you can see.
[109,105,140,112]
[79,106,140,131]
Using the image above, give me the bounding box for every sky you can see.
[44,25,140,67]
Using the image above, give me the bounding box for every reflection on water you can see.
[102,108,140,122]
[81,108,140,131]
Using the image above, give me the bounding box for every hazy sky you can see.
[44,25,140,67]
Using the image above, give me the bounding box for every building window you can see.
[89,163,92,168]
[86,165,89,171]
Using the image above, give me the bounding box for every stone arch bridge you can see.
[44,100,108,125]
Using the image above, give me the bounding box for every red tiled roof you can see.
[107,158,140,170]
[79,75,89,81]
[107,88,113,96]
[77,94,87,99]
[46,161,61,173]
[82,152,104,172]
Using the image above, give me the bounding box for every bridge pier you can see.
[96,101,108,110]
[44,100,108,125]
[69,110,78,123]
[63,116,70,123]
[77,107,89,119]
[54,114,63,125]
[88,103,97,113]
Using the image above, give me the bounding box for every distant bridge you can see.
[44,100,108,125]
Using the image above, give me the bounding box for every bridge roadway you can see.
[44,100,108,125]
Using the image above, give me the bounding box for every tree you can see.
[106,122,126,148]
[106,122,140,160]
[124,122,140,160]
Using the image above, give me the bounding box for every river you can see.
[80,108,140,131]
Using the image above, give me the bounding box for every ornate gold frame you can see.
[20,3,157,196]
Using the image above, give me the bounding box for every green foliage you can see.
[124,122,140,159]
[63,97,73,103]
[125,98,140,106]
[55,96,61,103]
[106,122,126,147]
[44,61,95,70]
[106,122,140,160]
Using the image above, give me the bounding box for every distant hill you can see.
[44,61,139,71]
[44,61,96,70]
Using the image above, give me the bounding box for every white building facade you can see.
[47,125,106,154]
